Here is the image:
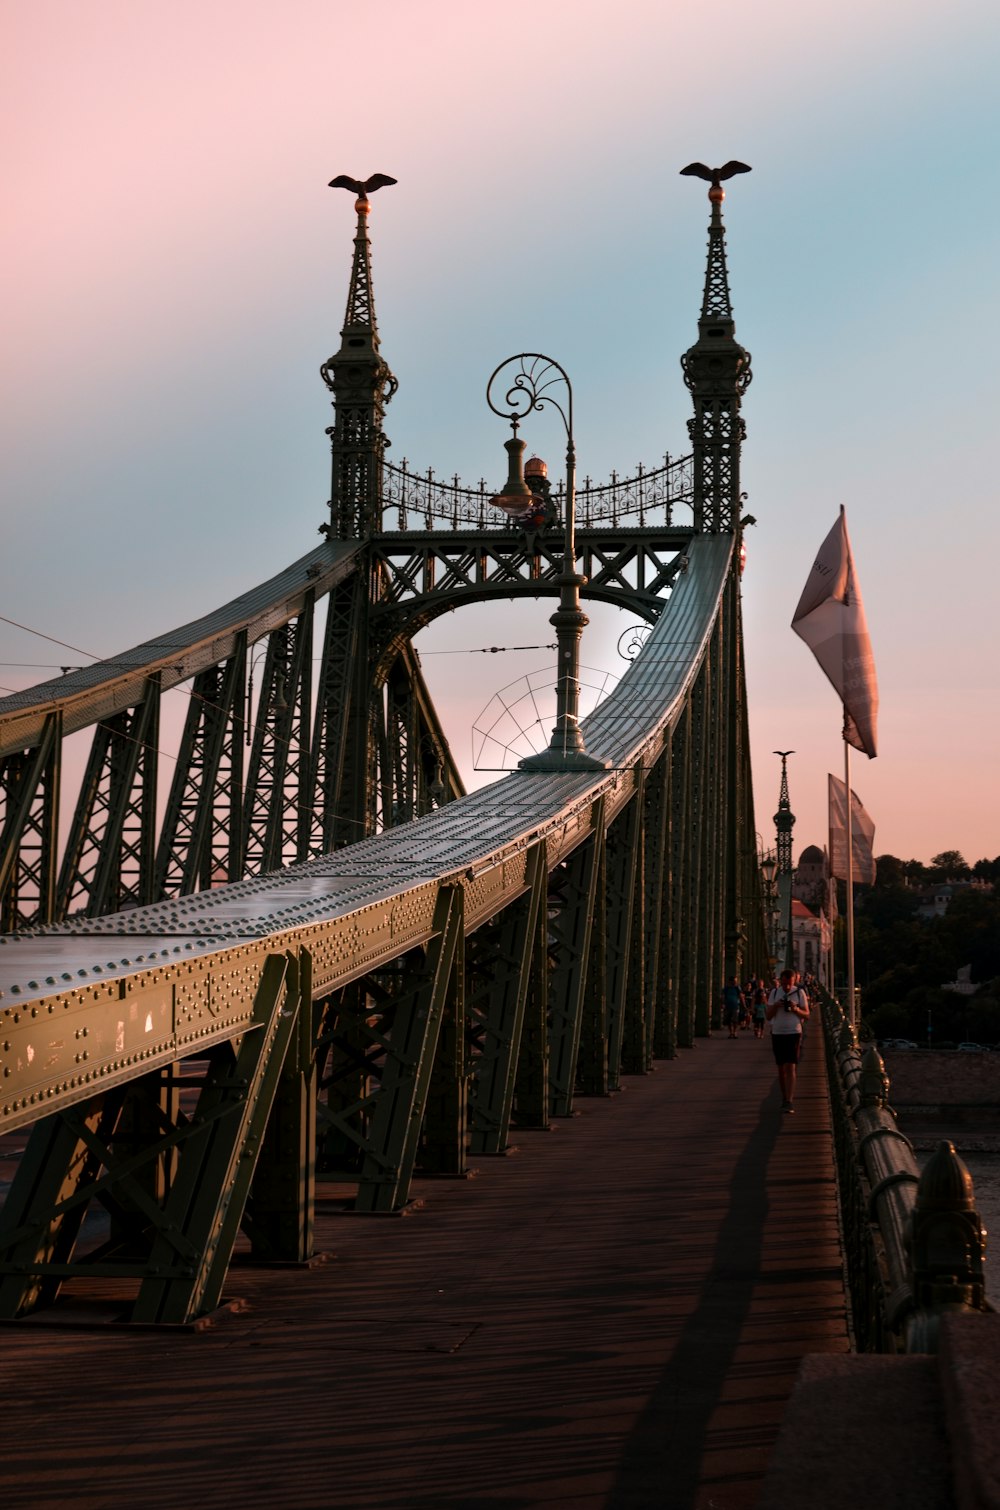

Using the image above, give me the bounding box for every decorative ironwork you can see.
[471,664,622,772]
[486,353,608,772]
[380,453,694,532]
[618,624,652,661]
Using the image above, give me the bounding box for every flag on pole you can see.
[828,773,876,885]
[791,507,878,757]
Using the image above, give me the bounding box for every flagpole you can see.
[844,722,856,1027]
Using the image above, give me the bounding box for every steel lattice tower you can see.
[321,183,398,541]
[681,174,753,534]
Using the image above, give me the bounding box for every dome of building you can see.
[798,844,825,866]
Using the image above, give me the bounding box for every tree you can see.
[929,850,970,880]
[875,855,909,888]
[973,855,1000,883]
[940,889,1000,982]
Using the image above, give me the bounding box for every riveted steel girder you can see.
[0,711,62,931]
[661,704,691,1058]
[421,902,467,1178]
[310,566,372,850]
[0,950,307,1323]
[242,948,317,1263]
[604,781,642,1089]
[467,841,548,1155]
[57,681,161,920]
[374,641,464,831]
[155,649,247,897]
[548,799,606,1117]
[355,885,465,1212]
[693,648,716,1038]
[633,747,669,1069]
[241,604,315,875]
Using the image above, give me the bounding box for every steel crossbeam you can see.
[369,528,692,640]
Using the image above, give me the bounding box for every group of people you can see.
[720,969,812,1114]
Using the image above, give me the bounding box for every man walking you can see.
[766,968,810,1112]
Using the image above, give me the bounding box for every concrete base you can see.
[760,1313,1000,1510]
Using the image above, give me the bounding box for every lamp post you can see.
[760,850,779,973]
[486,353,608,772]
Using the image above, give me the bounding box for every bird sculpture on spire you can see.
[679,161,751,189]
[329,173,397,204]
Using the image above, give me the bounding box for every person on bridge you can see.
[721,976,746,1038]
[766,968,810,1112]
[750,978,768,1039]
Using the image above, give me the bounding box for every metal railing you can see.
[380,454,696,532]
[822,992,990,1352]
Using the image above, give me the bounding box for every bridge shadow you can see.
[608,1080,782,1509]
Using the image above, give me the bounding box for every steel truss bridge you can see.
[0,178,768,1326]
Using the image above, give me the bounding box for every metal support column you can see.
[548,800,605,1116]
[354,885,464,1213]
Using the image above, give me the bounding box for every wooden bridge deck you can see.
[0,1026,850,1510]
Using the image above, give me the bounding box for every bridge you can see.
[0,175,992,1504]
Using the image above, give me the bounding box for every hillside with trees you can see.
[851,852,1000,1045]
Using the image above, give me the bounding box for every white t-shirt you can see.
[768,986,808,1035]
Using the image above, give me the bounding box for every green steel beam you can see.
[548,799,605,1117]
[243,948,317,1263]
[661,704,690,1058]
[512,848,551,1131]
[355,885,464,1213]
[468,841,547,1154]
[422,902,467,1177]
[0,711,62,931]
[0,950,305,1322]
[604,782,641,1089]
[133,950,304,1323]
[638,747,670,1067]
[576,811,609,1098]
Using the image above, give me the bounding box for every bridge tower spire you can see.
[321,175,399,539]
[773,749,796,877]
[680,162,753,533]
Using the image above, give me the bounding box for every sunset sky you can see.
[4,0,999,866]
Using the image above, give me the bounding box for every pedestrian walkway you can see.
[0,1025,850,1510]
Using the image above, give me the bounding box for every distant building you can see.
[792,844,828,910]
[790,897,832,986]
[915,880,990,919]
[790,845,835,987]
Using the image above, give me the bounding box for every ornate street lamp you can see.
[760,850,779,969]
[486,354,608,772]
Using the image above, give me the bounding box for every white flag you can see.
[828,774,876,885]
[792,507,878,757]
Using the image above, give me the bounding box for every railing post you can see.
[905,1140,988,1354]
